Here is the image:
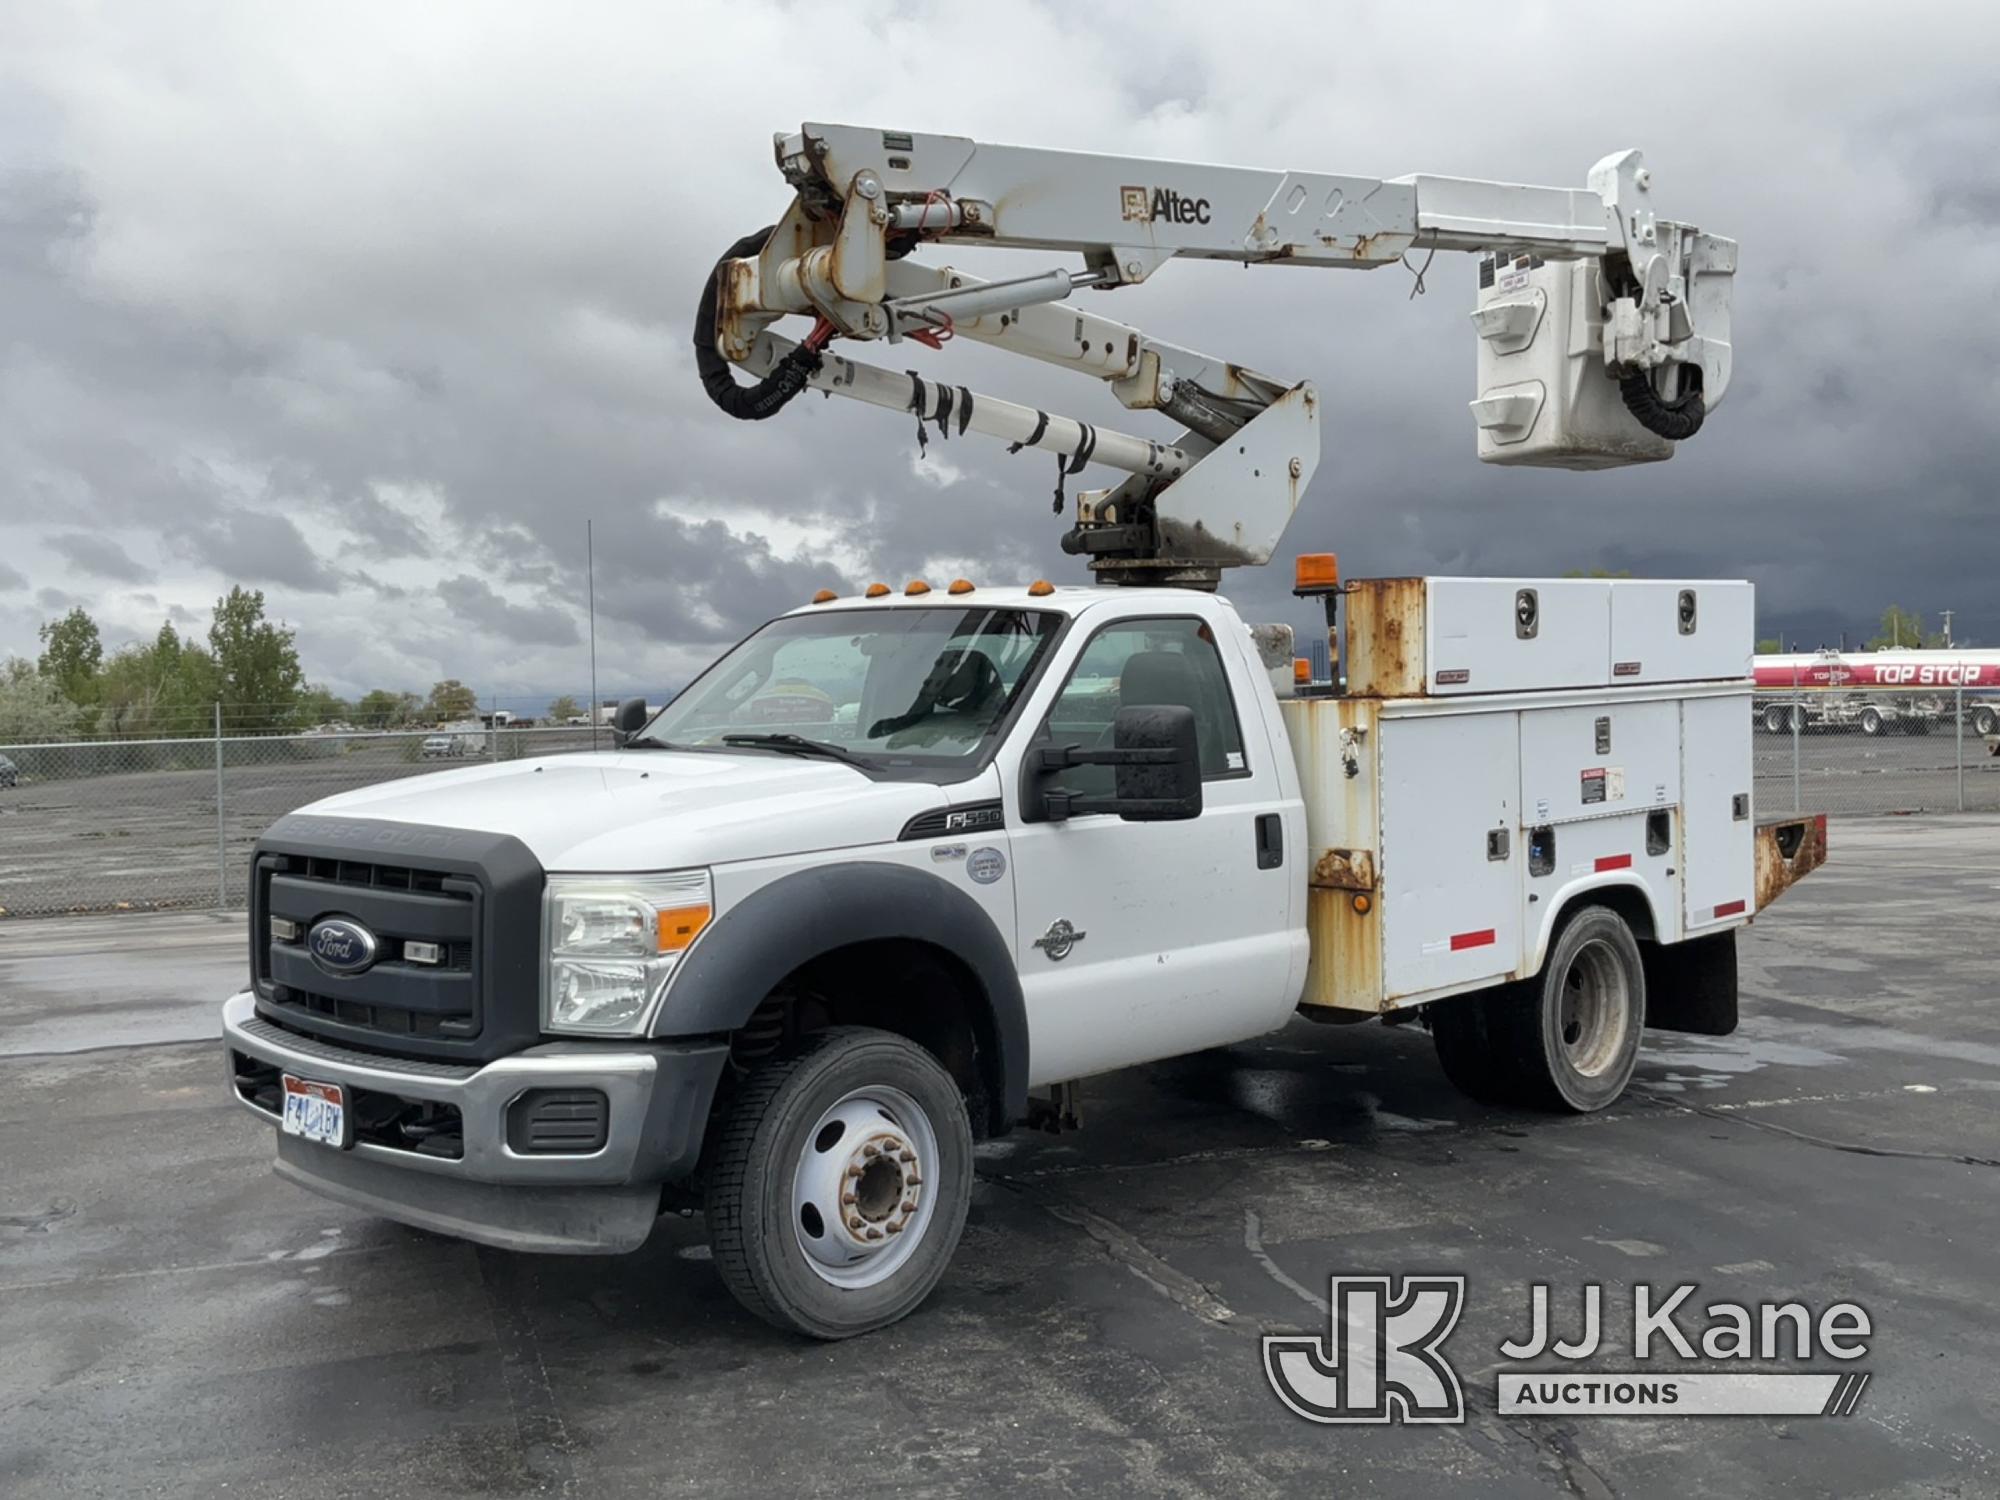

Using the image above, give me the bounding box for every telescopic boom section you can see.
[700,123,1737,587]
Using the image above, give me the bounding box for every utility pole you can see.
[587,518,599,751]
[1941,609,1954,648]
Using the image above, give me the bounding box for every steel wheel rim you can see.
[1557,938,1631,1079]
[790,1084,939,1289]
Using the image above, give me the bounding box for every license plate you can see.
[280,1074,351,1149]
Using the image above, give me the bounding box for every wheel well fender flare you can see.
[653,861,1029,1124]
[1526,874,1668,975]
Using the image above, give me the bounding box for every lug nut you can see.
[865,1227,885,1241]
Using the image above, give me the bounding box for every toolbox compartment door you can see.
[1682,693,1756,932]
[1379,712,1521,998]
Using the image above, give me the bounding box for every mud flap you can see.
[1642,930,1738,1037]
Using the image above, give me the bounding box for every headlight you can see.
[541,871,712,1035]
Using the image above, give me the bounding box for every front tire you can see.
[1974,706,1998,738]
[705,1027,973,1340]
[1859,707,1883,736]
[1432,906,1646,1113]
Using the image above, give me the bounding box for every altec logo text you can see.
[1264,1277,1874,1424]
[1120,185,1212,225]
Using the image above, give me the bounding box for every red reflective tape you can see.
[1595,854,1633,872]
[1450,928,1497,951]
[1713,899,1747,918]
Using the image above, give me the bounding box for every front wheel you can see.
[1432,906,1646,1113]
[1974,706,1999,738]
[705,1027,973,1339]
[1859,707,1884,736]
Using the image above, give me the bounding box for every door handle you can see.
[1255,813,1284,870]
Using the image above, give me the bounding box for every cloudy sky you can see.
[4,2,1997,709]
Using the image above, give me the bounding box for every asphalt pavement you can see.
[2,817,1998,1497]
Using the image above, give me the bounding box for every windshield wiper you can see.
[720,732,866,766]
[621,734,686,751]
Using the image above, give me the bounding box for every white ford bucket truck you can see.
[222,125,1822,1338]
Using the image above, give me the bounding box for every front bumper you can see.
[222,992,728,1253]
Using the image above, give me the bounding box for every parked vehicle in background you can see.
[0,753,17,788]
[1753,648,2000,736]
[420,735,464,759]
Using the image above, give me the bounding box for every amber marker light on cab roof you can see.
[1027,579,1055,597]
[948,579,975,595]
[865,582,891,598]
[905,579,932,596]
[1293,657,1311,684]
[811,589,838,604]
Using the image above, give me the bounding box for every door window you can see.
[1037,616,1247,801]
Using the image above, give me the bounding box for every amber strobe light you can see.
[1293,657,1311,685]
[1294,553,1340,593]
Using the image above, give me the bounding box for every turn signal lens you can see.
[1351,893,1372,915]
[1027,579,1054,597]
[1293,657,1311,684]
[948,578,975,595]
[655,904,711,952]
[811,589,838,604]
[905,579,931,596]
[1295,553,1340,591]
[865,582,891,599]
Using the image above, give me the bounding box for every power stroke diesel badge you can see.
[1033,918,1086,961]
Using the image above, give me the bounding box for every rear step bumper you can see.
[1755,813,1828,913]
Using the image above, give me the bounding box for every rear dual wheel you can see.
[1432,906,1646,1113]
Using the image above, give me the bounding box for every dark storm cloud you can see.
[168,512,342,593]
[3,0,1998,702]
[46,531,153,582]
[436,574,580,647]
[0,561,25,591]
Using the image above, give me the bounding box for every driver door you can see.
[999,611,1299,1084]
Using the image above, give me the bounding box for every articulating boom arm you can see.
[703,123,1737,586]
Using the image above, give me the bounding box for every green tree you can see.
[1560,567,1634,579]
[208,587,304,730]
[425,679,479,721]
[355,689,422,729]
[37,607,103,705]
[295,684,353,727]
[0,658,85,742]
[546,694,581,723]
[1756,637,1782,654]
[96,622,220,737]
[1867,606,1943,652]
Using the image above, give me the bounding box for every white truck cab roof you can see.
[779,582,1240,622]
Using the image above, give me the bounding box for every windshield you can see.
[644,606,1064,768]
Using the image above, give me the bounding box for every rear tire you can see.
[705,1026,973,1340]
[1432,906,1646,1113]
[1974,706,1998,738]
[1760,705,1786,735]
[1859,707,1883,736]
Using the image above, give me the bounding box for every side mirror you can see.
[1035,704,1203,822]
[611,696,649,745]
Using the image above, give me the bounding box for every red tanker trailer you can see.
[1753,648,2000,736]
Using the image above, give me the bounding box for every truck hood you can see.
[291,750,949,870]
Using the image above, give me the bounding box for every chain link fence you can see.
[4,688,1997,920]
[0,721,600,918]
[1754,685,2000,818]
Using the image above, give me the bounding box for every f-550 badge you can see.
[1033,918,1087,961]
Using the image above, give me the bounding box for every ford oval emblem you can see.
[307,916,379,976]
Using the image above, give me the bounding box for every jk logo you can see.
[1263,1276,1467,1424]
